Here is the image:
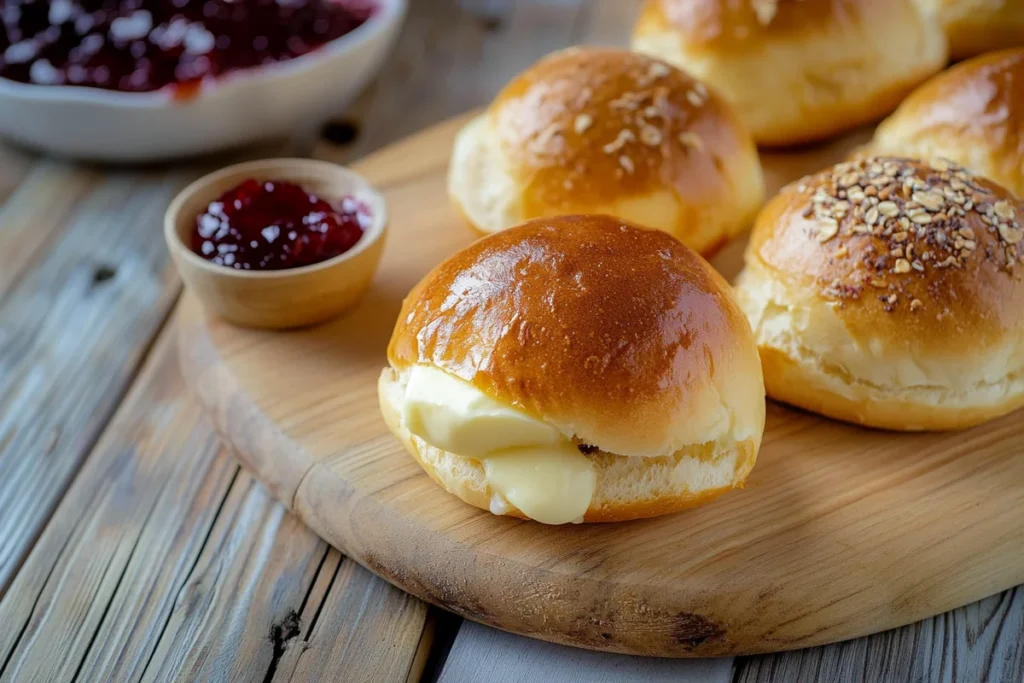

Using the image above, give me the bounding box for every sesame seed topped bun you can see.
[380,215,765,523]
[447,47,764,256]
[869,49,1024,200]
[631,0,948,146]
[735,156,1024,431]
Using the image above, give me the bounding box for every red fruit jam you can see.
[191,179,370,271]
[0,1,374,93]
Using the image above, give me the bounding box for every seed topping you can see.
[795,156,1022,314]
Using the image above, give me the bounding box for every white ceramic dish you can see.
[0,0,405,162]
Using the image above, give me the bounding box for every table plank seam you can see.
[136,464,241,681]
[0,482,93,679]
[300,548,341,644]
[260,546,338,683]
[0,282,183,598]
[67,499,160,683]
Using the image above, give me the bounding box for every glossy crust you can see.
[379,370,759,523]
[736,156,1024,430]
[916,0,1024,59]
[870,49,1024,200]
[632,0,948,146]
[387,215,766,459]
[447,47,764,255]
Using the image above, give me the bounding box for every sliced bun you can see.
[381,215,765,522]
[870,49,1024,200]
[632,0,948,146]
[378,369,758,523]
[447,47,763,255]
[735,156,1024,431]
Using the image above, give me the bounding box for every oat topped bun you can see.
[735,156,1024,431]
[447,47,763,255]
[380,215,765,524]
[631,0,948,146]
[870,49,1024,200]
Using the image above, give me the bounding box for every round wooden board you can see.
[178,114,1024,658]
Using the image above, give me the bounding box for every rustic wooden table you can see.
[0,2,1021,681]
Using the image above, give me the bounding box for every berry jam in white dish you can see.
[0,0,406,161]
[0,0,373,93]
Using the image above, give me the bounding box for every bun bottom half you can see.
[736,266,1024,432]
[758,346,1024,432]
[379,370,758,523]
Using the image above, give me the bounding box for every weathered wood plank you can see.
[576,0,642,46]
[138,471,330,683]
[0,162,98,297]
[0,167,193,594]
[0,144,36,212]
[0,329,229,683]
[438,621,734,683]
[0,325,430,683]
[736,587,1024,683]
[267,550,429,682]
[314,0,593,165]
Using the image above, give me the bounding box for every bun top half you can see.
[871,48,1024,199]
[747,156,1024,357]
[491,47,752,205]
[388,214,765,458]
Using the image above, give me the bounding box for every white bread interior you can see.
[735,261,1024,430]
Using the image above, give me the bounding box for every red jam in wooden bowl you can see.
[191,178,370,271]
[0,0,374,93]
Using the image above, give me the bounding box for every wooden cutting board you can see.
[177,114,1024,658]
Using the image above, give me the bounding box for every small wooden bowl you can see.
[165,158,387,329]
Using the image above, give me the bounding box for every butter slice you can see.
[482,447,596,525]
[401,365,596,524]
[402,365,563,457]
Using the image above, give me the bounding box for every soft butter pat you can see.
[402,365,563,457]
[400,365,596,524]
[482,446,596,525]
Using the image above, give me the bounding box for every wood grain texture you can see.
[736,587,1024,683]
[439,621,734,683]
[0,325,429,683]
[313,0,593,165]
[178,113,1022,658]
[267,550,430,683]
[0,161,98,297]
[0,167,191,594]
[0,329,230,683]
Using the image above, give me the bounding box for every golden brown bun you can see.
[447,47,764,255]
[870,49,1024,199]
[632,0,948,146]
[381,215,765,521]
[735,156,1024,430]
[916,0,1024,60]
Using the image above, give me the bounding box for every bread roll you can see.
[870,49,1024,200]
[915,0,1024,60]
[632,0,948,146]
[735,156,1024,430]
[447,47,764,256]
[380,215,765,523]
